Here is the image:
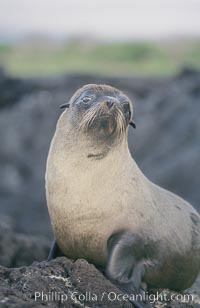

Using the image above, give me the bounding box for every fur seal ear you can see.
[60,103,70,109]
[129,120,136,129]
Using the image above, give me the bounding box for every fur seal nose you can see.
[106,99,115,109]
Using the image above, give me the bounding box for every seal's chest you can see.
[56,197,115,265]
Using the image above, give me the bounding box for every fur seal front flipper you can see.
[106,232,152,307]
[47,239,62,261]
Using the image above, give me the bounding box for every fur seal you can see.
[46,84,200,297]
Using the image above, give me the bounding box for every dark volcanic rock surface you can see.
[0,69,199,237]
[0,257,200,308]
[0,217,50,268]
[0,257,134,308]
[0,216,200,308]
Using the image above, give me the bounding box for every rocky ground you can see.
[0,218,200,308]
[0,67,200,307]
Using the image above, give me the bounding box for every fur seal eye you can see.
[122,101,132,123]
[82,96,93,105]
[122,101,130,113]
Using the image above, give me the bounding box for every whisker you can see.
[114,108,126,137]
[78,103,102,131]
[78,103,127,137]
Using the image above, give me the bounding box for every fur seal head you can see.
[61,84,135,146]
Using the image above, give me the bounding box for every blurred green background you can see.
[1,38,200,77]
